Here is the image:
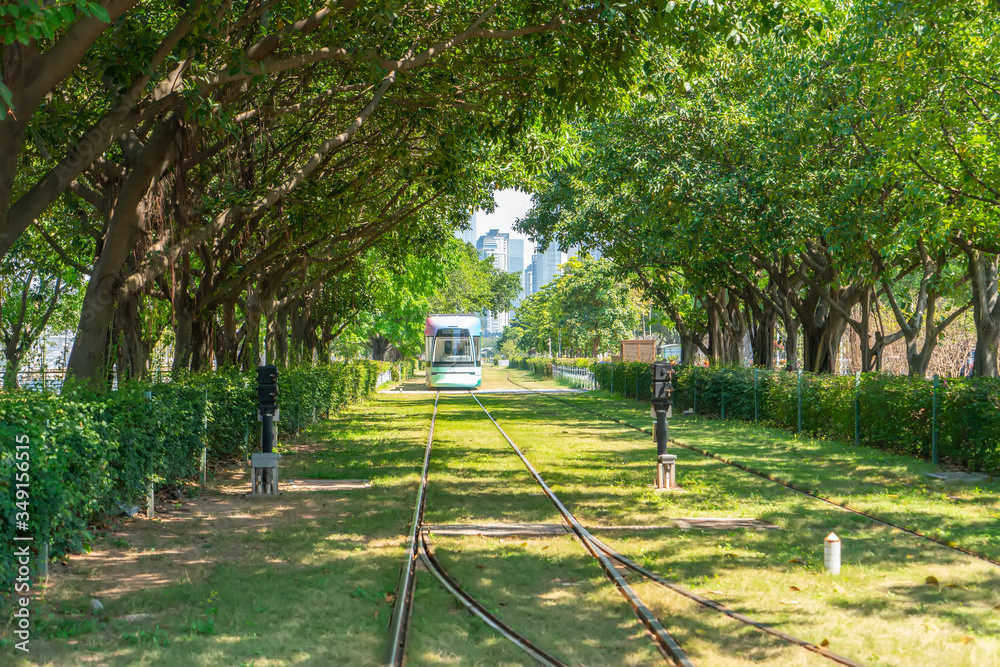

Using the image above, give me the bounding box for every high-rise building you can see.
[531,244,565,294]
[476,228,510,272]
[523,267,533,296]
[455,212,478,246]
[508,238,525,305]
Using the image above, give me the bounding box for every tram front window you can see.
[432,328,476,367]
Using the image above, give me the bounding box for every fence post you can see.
[854,371,860,446]
[753,368,759,423]
[797,369,803,434]
[693,376,698,415]
[201,391,208,489]
[932,374,939,465]
[721,371,726,420]
[611,362,614,395]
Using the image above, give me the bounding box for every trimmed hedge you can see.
[591,363,1000,474]
[592,361,654,401]
[0,359,413,588]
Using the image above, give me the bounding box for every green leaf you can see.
[88,3,111,23]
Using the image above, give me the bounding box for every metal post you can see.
[753,368,759,423]
[243,422,249,466]
[37,542,49,579]
[611,362,614,395]
[721,372,726,420]
[655,410,668,458]
[147,481,155,519]
[797,369,803,434]
[932,374,939,465]
[201,392,208,489]
[854,371,861,446]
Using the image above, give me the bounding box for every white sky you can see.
[473,188,535,247]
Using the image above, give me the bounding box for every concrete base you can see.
[655,454,677,490]
[926,471,992,482]
[426,523,570,538]
[284,478,371,491]
[251,452,281,494]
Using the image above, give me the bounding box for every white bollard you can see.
[824,533,841,574]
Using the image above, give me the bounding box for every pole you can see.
[693,376,698,415]
[797,369,803,434]
[611,362,614,395]
[753,368,759,423]
[932,374,939,465]
[201,391,208,489]
[655,409,668,457]
[854,371,861,447]
[720,371,726,420]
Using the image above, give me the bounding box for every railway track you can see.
[473,389,866,667]
[503,372,1000,569]
[386,380,870,665]
[384,392,571,667]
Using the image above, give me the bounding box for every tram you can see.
[424,314,482,388]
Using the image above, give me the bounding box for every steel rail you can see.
[584,533,866,667]
[502,373,874,666]
[469,391,694,667]
[506,373,1000,569]
[418,529,570,667]
[385,392,440,666]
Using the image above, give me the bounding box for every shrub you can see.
[600,365,1000,475]
[0,359,409,588]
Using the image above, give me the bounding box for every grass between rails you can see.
[479,385,1000,666]
[413,391,661,665]
[562,390,1000,563]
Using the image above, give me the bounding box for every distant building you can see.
[508,238,525,305]
[455,212,478,246]
[523,267,533,296]
[531,244,565,294]
[484,311,510,334]
[476,228,509,272]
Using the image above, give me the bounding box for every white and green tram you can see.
[425,314,482,388]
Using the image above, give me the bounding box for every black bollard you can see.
[650,361,675,489]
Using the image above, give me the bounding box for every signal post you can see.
[252,365,281,494]
[651,361,677,490]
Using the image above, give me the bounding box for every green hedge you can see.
[510,357,595,378]
[0,359,412,588]
[591,361,654,400]
[592,364,1000,474]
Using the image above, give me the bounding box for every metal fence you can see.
[553,364,596,390]
[6,367,178,392]
[376,369,393,387]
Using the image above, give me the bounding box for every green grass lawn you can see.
[481,386,1000,666]
[7,367,998,666]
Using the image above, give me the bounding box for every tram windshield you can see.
[430,328,477,367]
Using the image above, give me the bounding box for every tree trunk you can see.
[218,299,239,368]
[173,305,194,371]
[371,335,390,361]
[2,346,23,389]
[66,118,178,382]
[113,289,145,381]
[750,307,776,369]
[965,250,1000,378]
